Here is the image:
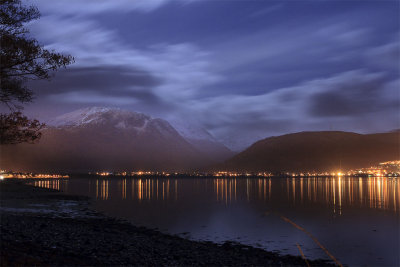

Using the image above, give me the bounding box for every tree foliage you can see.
[0,0,74,144]
[0,111,44,144]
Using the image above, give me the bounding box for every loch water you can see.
[33,176,399,266]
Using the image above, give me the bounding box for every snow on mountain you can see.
[49,107,229,146]
[50,107,228,149]
[49,107,151,129]
[49,107,115,126]
[54,108,196,142]
[168,119,217,142]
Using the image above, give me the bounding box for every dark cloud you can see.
[30,66,161,98]
[308,75,392,117]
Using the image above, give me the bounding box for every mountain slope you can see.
[220,131,400,172]
[169,119,234,162]
[0,107,213,172]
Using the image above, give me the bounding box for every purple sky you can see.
[21,0,400,150]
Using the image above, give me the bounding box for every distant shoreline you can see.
[0,179,335,266]
[2,172,398,180]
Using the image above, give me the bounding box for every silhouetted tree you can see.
[0,111,43,144]
[0,0,74,144]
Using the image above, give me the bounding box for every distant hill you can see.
[219,131,400,173]
[0,107,232,173]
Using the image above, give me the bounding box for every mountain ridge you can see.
[218,131,400,173]
[1,107,233,172]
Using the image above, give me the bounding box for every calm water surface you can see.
[33,176,399,266]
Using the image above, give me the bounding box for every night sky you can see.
[24,0,399,150]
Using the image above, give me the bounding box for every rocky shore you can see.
[0,180,334,266]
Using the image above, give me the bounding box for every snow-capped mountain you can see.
[49,106,233,162]
[50,107,120,127]
[2,107,234,173]
[48,107,180,139]
[50,107,149,129]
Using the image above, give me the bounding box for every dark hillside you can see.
[220,131,399,172]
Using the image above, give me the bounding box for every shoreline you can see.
[0,179,335,266]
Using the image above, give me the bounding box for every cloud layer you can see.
[23,0,400,150]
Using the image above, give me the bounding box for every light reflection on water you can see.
[32,177,399,266]
[34,177,399,213]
